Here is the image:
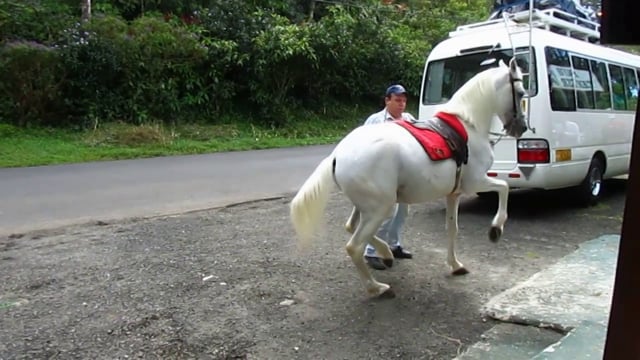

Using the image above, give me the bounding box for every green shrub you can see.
[0,41,64,127]
[57,16,130,127]
[124,15,209,124]
[307,5,405,103]
[58,14,210,126]
[0,0,76,45]
[248,12,318,125]
[197,0,263,114]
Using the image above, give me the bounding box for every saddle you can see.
[394,112,469,167]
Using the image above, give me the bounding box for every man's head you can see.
[385,84,408,119]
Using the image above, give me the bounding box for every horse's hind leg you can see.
[446,193,468,275]
[368,234,394,266]
[345,207,359,234]
[345,207,393,264]
[345,211,394,297]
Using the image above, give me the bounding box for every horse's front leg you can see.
[473,176,509,242]
[445,193,468,275]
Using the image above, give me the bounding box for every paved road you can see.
[0,145,334,236]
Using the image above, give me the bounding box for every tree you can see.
[81,0,91,21]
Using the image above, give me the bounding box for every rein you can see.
[490,73,523,147]
[489,131,504,147]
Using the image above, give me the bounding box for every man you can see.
[362,84,415,270]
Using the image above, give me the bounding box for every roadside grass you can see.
[0,114,365,168]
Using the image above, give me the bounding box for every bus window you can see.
[571,55,595,109]
[622,67,638,111]
[423,47,537,105]
[590,59,612,110]
[608,65,626,110]
[546,47,576,111]
[515,49,537,96]
[425,61,445,104]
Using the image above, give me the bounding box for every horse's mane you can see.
[437,66,506,135]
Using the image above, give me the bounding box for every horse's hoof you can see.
[383,258,394,268]
[379,288,396,299]
[452,267,469,276]
[489,227,502,242]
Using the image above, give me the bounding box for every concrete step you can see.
[532,321,607,360]
[455,323,563,360]
[457,234,619,360]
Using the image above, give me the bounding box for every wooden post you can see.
[601,0,640,357]
[603,102,640,359]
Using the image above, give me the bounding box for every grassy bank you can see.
[0,115,365,168]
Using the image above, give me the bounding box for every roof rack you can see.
[449,8,600,43]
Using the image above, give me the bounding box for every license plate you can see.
[556,149,572,162]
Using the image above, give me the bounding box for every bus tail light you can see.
[517,139,550,164]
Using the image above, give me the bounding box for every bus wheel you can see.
[577,156,604,206]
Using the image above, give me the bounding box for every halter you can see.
[489,72,523,147]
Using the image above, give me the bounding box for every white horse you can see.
[290,58,528,298]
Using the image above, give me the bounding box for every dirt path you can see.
[0,181,625,359]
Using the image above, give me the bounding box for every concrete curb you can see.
[457,234,620,359]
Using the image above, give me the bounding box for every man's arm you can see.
[364,110,384,125]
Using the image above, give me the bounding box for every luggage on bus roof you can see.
[488,0,598,24]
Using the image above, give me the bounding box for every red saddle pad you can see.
[393,112,467,162]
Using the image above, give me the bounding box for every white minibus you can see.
[419,8,640,204]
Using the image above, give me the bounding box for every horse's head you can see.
[494,58,528,138]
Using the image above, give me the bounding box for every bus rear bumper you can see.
[485,164,561,190]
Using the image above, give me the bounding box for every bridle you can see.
[489,72,524,146]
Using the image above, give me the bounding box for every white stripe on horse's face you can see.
[496,60,528,138]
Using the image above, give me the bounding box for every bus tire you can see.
[577,156,604,206]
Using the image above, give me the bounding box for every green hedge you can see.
[0,0,489,128]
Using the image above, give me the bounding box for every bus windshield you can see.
[423,48,537,105]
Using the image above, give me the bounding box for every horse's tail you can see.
[290,155,336,249]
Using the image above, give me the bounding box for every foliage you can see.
[56,16,130,126]
[0,42,65,127]
[125,15,210,123]
[249,12,318,124]
[0,0,492,129]
[0,0,76,45]
[57,13,211,126]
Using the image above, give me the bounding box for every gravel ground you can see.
[0,180,626,359]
